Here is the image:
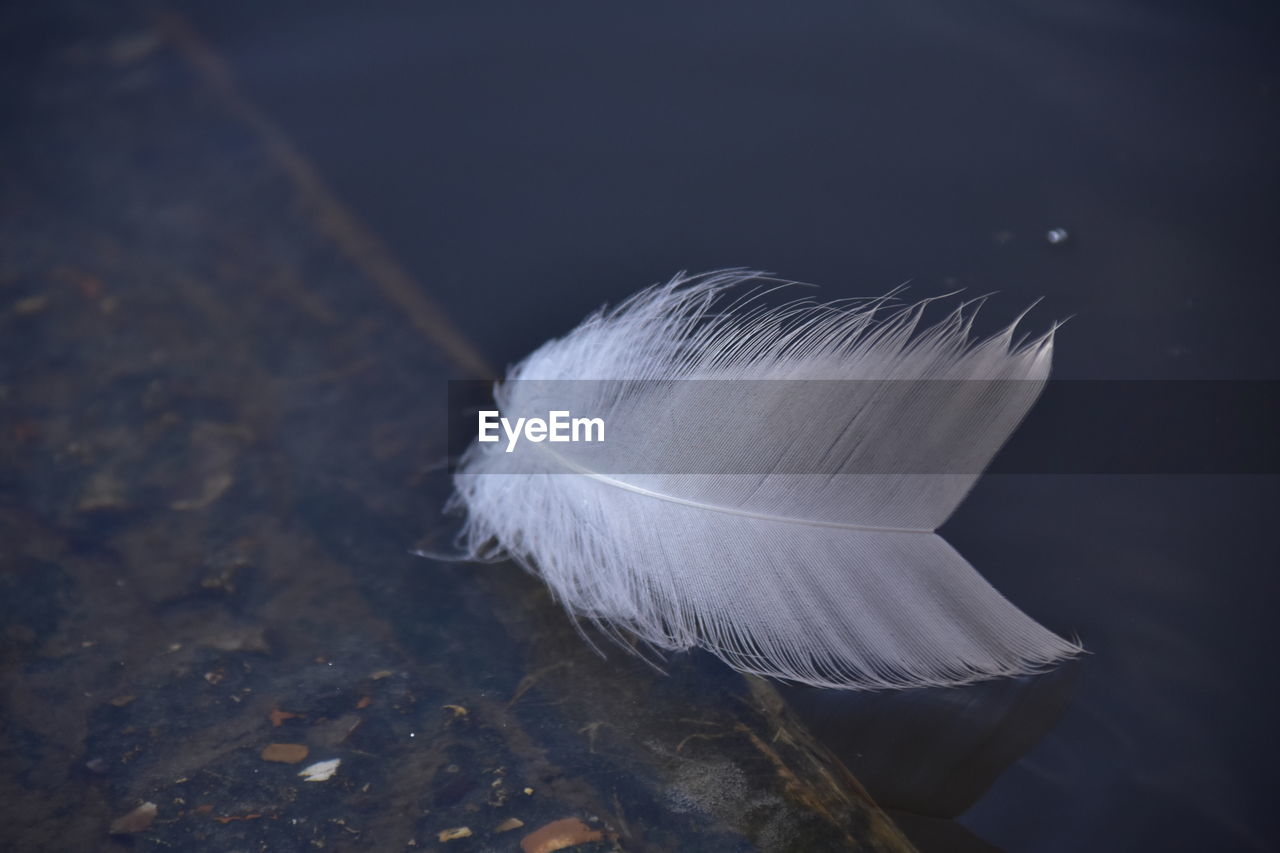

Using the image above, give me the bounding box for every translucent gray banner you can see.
[446,380,1278,475]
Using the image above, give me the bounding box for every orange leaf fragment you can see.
[268,708,301,727]
[520,818,604,853]
[260,743,309,763]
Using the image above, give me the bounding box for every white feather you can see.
[449,270,1080,689]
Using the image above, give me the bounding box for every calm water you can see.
[177,1,1280,849]
[10,0,1279,849]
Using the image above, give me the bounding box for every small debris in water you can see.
[269,707,302,727]
[520,818,604,853]
[298,758,341,782]
[12,295,49,315]
[438,826,473,842]
[170,471,233,510]
[260,743,309,764]
[1046,227,1070,244]
[109,802,157,835]
[310,713,362,748]
[495,817,525,833]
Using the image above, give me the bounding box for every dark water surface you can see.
[173,2,1277,849]
[4,1,1278,851]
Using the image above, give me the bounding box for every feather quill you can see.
[449,271,1079,689]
